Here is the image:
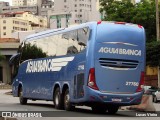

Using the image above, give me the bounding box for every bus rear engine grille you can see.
[99,58,139,69]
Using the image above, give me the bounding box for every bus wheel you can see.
[91,106,107,113]
[53,87,63,109]
[107,106,119,114]
[64,89,75,111]
[19,87,27,105]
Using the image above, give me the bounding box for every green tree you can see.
[146,41,160,67]
[21,43,47,62]
[131,0,156,41]
[99,0,156,41]
[100,0,134,22]
[0,53,5,61]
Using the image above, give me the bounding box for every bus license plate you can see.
[112,98,122,102]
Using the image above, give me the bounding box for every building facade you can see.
[0,38,20,84]
[54,0,101,24]
[12,0,38,6]
[9,11,48,30]
[0,1,9,7]
[48,11,71,29]
[0,11,47,38]
[0,17,29,38]
[27,0,38,6]
[0,5,38,15]
[47,0,101,28]
[12,0,26,6]
[1,0,101,28]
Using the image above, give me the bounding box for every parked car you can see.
[143,86,160,102]
[153,88,160,103]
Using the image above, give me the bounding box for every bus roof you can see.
[24,22,96,42]
[24,21,143,42]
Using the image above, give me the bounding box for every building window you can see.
[3,26,6,30]
[3,32,6,35]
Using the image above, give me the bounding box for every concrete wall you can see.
[145,66,158,87]
[0,56,11,84]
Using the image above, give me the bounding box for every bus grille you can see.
[99,58,138,69]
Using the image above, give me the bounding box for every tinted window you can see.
[20,27,90,61]
[20,42,47,62]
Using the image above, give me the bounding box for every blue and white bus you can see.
[11,21,146,114]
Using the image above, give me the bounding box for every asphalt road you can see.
[0,89,160,120]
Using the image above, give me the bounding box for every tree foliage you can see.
[0,53,5,61]
[146,41,160,67]
[99,0,156,41]
[21,43,47,62]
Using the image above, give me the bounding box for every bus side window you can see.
[56,33,69,56]
[9,53,21,81]
[77,27,90,52]
[20,41,47,62]
[67,30,79,55]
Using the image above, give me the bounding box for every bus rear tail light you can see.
[88,68,99,90]
[138,25,143,28]
[115,22,126,24]
[136,72,145,92]
[97,21,102,24]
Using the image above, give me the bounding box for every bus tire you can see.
[91,106,107,113]
[64,89,75,111]
[53,87,63,109]
[107,105,119,114]
[19,87,27,105]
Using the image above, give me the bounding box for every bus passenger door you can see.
[73,62,85,99]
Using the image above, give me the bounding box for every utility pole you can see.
[156,0,159,40]
[155,0,160,87]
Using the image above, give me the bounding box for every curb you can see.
[0,85,12,89]
[4,91,12,95]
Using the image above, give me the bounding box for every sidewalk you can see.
[0,84,12,89]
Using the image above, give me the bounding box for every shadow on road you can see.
[21,103,134,117]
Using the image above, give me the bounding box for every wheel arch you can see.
[52,82,61,99]
[18,83,23,97]
[62,83,69,96]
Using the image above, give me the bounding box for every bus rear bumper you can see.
[84,87,143,106]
